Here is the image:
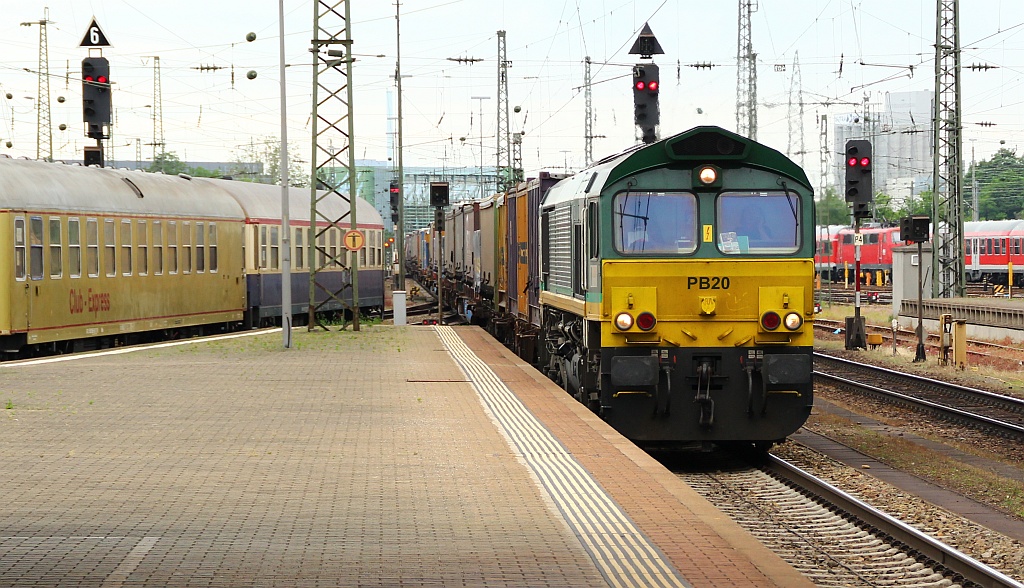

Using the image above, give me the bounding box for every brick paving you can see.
[0,326,812,587]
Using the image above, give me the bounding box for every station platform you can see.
[0,325,813,587]
[899,297,1024,343]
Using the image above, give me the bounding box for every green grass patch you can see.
[807,412,1024,519]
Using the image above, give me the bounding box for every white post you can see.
[278,0,292,348]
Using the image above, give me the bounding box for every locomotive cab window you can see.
[717,191,800,255]
[613,191,697,254]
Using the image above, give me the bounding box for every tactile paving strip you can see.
[436,325,690,588]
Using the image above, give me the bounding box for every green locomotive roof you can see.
[540,126,813,209]
[606,126,813,192]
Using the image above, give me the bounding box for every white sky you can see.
[2,0,1023,190]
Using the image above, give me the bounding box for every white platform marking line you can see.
[436,326,688,588]
[100,536,159,588]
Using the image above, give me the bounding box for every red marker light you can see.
[635,81,646,91]
[648,81,659,92]
[859,157,870,167]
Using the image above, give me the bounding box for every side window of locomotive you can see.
[29,216,43,280]
[49,217,62,279]
[717,192,800,255]
[104,219,116,277]
[612,191,697,254]
[87,219,99,278]
[68,218,81,278]
[588,201,599,259]
[14,218,26,281]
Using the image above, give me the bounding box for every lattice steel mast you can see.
[584,56,593,166]
[787,52,805,168]
[146,56,165,166]
[496,30,513,191]
[21,10,52,161]
[735,0,757,140]
[931,0,965,298]
[310,0,360,331]
[818,114,829,196]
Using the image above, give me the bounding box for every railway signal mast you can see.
[844,139,873,350]
[79,18,112,167]
[629,24,663,145]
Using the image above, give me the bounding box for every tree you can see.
[187,166,224,178]
[148,151,187,175]
[815,187,849,225]
[970,148,1024,220]
[234,137,308,187]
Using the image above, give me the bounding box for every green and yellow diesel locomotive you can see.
[404,126,814,448]
[536,126,814,448]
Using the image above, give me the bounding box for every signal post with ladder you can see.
[844,139,873,350]
[80,18,112,166]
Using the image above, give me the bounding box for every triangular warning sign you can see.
[628,23,664,58]
[79,18,112,47]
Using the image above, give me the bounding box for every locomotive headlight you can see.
[697,166,718,185]
[760,311,781,331]
[636,312,657,331]
[783,312,803,330]
[615,312,634,330]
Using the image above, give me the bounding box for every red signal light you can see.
[636,312,657,331]
[648,80,658,92]
[85,75,95,82]
[859,157,870,167]
[847,157,858,167]
[97,75,108,84]
[635,80,646,91]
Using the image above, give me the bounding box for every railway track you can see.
[813,352,1024,442]
[677,454,1022,587]
[813,317,990,350]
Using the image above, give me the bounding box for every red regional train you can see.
[815,220,1024,286]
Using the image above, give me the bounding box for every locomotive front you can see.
[538,126,814,448]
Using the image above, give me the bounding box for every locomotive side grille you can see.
[544,204,577,292]
[547,205,573,291]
